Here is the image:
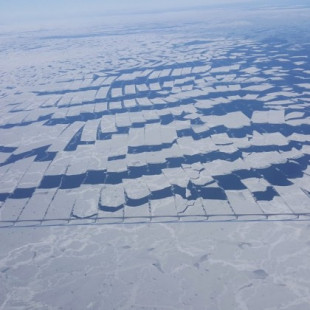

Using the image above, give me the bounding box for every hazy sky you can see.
[0,0,251,22]
[0,0,308,27]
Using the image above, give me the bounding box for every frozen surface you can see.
[1,15,310,224]
[0,1,310,308]
[1,222,310,309]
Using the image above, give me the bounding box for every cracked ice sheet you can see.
[123,178,150,201]
[100,184,125,209]
[175,196,206,219]
[2,221,309,309]
[0,157,35,194]
[43,189,76,225]
[0,198,29,222]
[249,132,288,147]
[203,111,250,129]
[18,161,51,188]
[241,178,270,192]
[252,110,285,124]
[150,196,177,220]
[274,185,310,214]
[226,190,263,219]
[71,185,100,219]
[18,189,57,223]
[242,151,286,170]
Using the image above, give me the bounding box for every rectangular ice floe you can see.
[243,84,273,92]
[0,152,11,164]
[126,152,147,168]
[98,184,124,222]
[274,185,310,214]
[171,68,182,77]
[80,119,100,143]
[148,70,161,80]
[292,173,310,192]
[123,99,137,108]
[128,112,145,125]
[109,134,128,157]
[143,174,171,198]
[65,145,93,175]
[190,170,214,186]
[192,123,210,135]
[251,111,268,124]
[143,110,159,122]
[211,133,233,146]
[226,190,263,218]
[257,196,293,219]
[80,103,95,114]
[252,110,285,124]
[163,80,174,88]
[150,196,177,221]
[192,65,211,74]
[111,87,123,98]
[128,127,145,147]
[43,189,76,223]
[136,97,152,107]
[91,76,107,87]
[242,151,285,169]
[145,150,166,165]
[124,202,150,222]
[106,158,127,173]
[285,111,305,121]
[0,157,35,194]
[249,131,288,147]
[18,188,57,223]
[108,101,122,111]
[296,83,310,90]
[123,178,150,206]
[210,64,240,73]
[150,97,167,107]
[115,112,131,128]
[100,115,117,134]
[145,123,162,146]
[176,196,206,220]
[160,68,172,77]
[57,93,73,107]
[0,198,29,222]
[52,108,68,120]
[44,152,72,176]
[136,84,149,92]
[71,91,94,105]
[149,82,161,91]
[181,67,192,75]
[241,66,260,74]
[102,75,117,85]
[94,102,108,113]
[203,111,250,129]
[18,161,51,188]
[203,158,247,176]
[241,178,270,192]
[202,199,235,220]
[93,138,111,157]
[100,184,125,209]
[286,117,310,127]
[71,185,100,219]
[162,167,190,188]
[96,86,109,99]
[177,136,198,156]
[48,121,84,152]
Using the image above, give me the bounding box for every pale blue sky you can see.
[0,0,250,23]
[0,0,308,26]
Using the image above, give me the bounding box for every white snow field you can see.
[1,1,310,309]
